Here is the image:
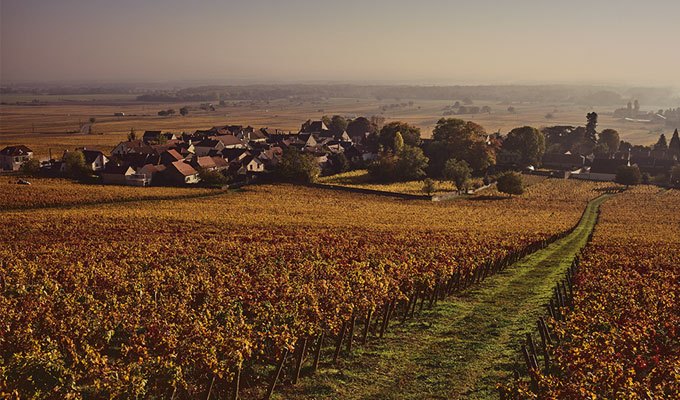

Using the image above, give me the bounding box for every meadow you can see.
[0,96,670,158]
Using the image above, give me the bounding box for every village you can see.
[2,116,679,189]
[0,119,371,186]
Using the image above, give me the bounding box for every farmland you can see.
[0,177,219,210]
[1,96,672,159]
[0,178,607,399]
[529,187,680,398]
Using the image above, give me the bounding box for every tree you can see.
[393,132,404,154]
[615,165,641,188]
[368,145,428,182]
[425,118,493,176]
[422,178,436,196]
[443,159,471,193]
[379,121,421,149]
[179,107,189,116]
[670,165,680,186]
[63,151,89,179]
[277,148,320,183]
[198,168,228,186]
[619,140,633,152]
[20,158,41,176]
[653,134,668,151]
[87,117,96,134]
[669,129,680,158]
[592,143,610,157]
[496,172,524,197]
[127,128,137,141]
[328,115,348,135]
[395,146,428,181]
[585,112,598,143]
[346,117,378,143]
[507,106,516,113]
[328,152,350,174]
[634,100,640,115]
[598,129,620,153]
[501,126,545,167]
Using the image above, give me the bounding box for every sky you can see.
[1,0,679,86]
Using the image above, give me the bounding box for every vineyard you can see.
[1,179,608,398]
[506,187,680,399]
[0,178,219,210]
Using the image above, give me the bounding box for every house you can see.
[256,146,283,168]
[101,164,136,185]
[210,135,247,149]
[240,129,267,143]
[571,158,630,181]
[193,139,226,156]
[237,156,265,175]
[221,148,249,163]
[349,131,369,145]
[298,133,317,148]
[542,152,586,170]
[81,149,109,171]
[210,156,230,171]
[160,149,184,165]
[165,161,200,184]
[191,156,218,171]
[631,156,677,176]
[1,145,33,171]
[111,140,154,156]
[136,164,166,185]
[300,120,328,134]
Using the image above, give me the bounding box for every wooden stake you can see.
[264,348,288,400]
[231,365,241,400]
[312,332,324,372]
[333,322,346,363]
[293,337,307,384]
[206,375,215,400]
[346,314,356,353]
[362,309,373,344]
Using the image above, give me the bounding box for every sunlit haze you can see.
[2,0,679,86]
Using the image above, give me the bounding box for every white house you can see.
[0,145,33,171]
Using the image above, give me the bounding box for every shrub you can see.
[496,172,524,197]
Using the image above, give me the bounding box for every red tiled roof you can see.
[170,160,198,176]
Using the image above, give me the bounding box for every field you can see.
[1,96,673,158]
[318,170,547,196]
[0,177,219,210]
[529,187,680,398]
[0,178,608,399]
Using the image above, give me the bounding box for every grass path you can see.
[278,194,611,400]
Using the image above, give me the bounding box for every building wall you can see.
[0,153,32,171]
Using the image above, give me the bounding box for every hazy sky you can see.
[2,0,679,86]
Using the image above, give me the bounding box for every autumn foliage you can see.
[1,180,605,398]
[531,187,680,398]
